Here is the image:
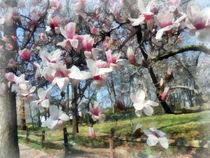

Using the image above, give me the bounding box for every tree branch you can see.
[154,45,210,61]
[171,85,199,94]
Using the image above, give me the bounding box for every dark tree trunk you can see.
[136,26,173,114]
[71,85,79,136]
[0,1,19,157]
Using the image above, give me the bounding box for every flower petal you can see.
[159,137,169,149]
[143,105,154,116]
[146,134,159,146]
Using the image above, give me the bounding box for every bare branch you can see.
[171,85,199,94]
[154,45,210,61]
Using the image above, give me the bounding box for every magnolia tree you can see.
[0,0,210,157]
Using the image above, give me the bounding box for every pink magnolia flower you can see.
[89,101,105,121]
[61,22,76,39]
[105,50,122,70]
[186,2,209,30]
[19,48,32,61]
[161,87,170,101]
[57,39,78,50]
[155,12,186,40]
[51,64,71,91]
[156,8,174,28]
[50,0,62,12]
[40,49,62,64]
[127,47,136,65]
[186,2,210,42]
[86,59,112,88]
[82,35,94,51]
[89,127,96,139]
[8,58,17,68]
[95,60,109,68]
[130,89,159,117]
[59,22,79,49]
[129,0,159,26]
[144,127,168,149]
[166,0,181,13]
[47,15,61,30]
[42,105,70,130]
[73,0,87,14]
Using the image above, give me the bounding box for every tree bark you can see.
[0,1,20,157]
[17,96,27,130]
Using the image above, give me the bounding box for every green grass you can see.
[18,111,210,152]
[78,111,210,139]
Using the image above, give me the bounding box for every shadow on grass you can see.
[18,136,63,150]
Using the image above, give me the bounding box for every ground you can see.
[18,111,210,158]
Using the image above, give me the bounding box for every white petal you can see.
[70,39,78,49]
[45,26,51,32]
[159,137,169,149]
[137,0,145,12]
[133,103,144,111]
[49,105,59,120]
[143,130,152,136]
[37,88,46,100]
[145,100,159,107]
[143,105,154,116]
[69,65,91,80]
[155,129,166,137]
[97,68,113,76]
[146,134,159,146]
[41,99,49,108]
[155,25,173,40]
[52,77,69,91]
[135,89,146,104]
[59,113,70,121]
[129,16,145,26]
[86,59,97,74]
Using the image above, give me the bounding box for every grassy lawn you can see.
[18,110,210,154]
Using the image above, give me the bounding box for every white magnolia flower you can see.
[32,87,52,108]
[144,127,169,149]
[89,101,105,121]
[42,105,70,130]
[130,89,159,117]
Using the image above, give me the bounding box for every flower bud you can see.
[127,47,136,65]
[161,87,170,101]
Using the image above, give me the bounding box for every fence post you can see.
[26,127,29,142]
[63,127,70,158]
[109,128,115,158]
[41,130,45,147]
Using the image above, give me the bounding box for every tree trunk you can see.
[17,96,27,130]
[136,26,173,114]
[0,1,19,157]
[71,85,79,136]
